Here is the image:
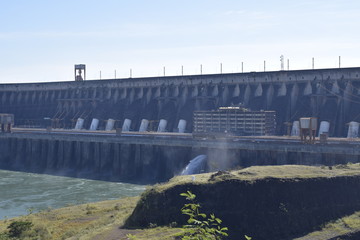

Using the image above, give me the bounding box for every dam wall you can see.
[0,132,359,183]
[1,67,360,136]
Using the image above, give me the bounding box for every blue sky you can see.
[0,0,359,83]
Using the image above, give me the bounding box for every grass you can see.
[294,211,360,240]
[0,195,183,240]
[0,196,138,239]
[156,163,360,192]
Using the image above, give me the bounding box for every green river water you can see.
[0,169,145,219]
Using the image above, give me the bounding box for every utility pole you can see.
[280,55,284,70]
[339,56,341,68]
[163,66,166,76]
[114,70,116,79]
[241,62,243,73]
[312,57,315,69]
[220,63,222,74]
[264,60,266,72]
[130,69,132,78]
[181,65,184,76]
[287,59,289,71]
[200,64,202,75]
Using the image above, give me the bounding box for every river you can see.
[0,169,145,219]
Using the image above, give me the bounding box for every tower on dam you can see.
[1,67,360,137]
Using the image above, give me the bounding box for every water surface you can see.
[0,170,145,219]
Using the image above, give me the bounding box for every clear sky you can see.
[1,0,359,83]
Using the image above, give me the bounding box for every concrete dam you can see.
[1,67,360,182]
[1,67,360,136]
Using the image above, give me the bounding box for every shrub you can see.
[7,220,33,238]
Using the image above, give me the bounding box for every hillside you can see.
[126,164,360,240]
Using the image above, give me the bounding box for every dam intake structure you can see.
[1,67,360,137]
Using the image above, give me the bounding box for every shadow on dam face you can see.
[0,137,193,184]
[1,131,360,184]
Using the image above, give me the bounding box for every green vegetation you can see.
[295,211,360,240]
[180,191,228,240]
[7,220,33,238]
[0,197,145,240]
[156,163,360,193]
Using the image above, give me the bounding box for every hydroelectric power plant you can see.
[1,66,360,183]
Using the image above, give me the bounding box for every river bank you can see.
[2,164,360,239]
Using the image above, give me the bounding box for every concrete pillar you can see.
[75,141,82,169]
[179,86,188,107]
[174,86,180,97]
[266,84,274,109]
[63,141,73,169]
[154,87,161,98]
[44,91,50,102]
[120,143,132,178]
[331,80,340,95]
[9,92,15,105]
[233,84,240,97]
[158,119,167,132]
[31,91,37,104]
[139,119,149,132]
[17,92,22,103]
[56,140,64,169]
[200,85,208,97]
[255,83,263,97]
[347,121,359,138]
[22,91,29,103]
[100,142,111,172]
[105,119,115,131]
[81,141,91,169]
[90,118,99,130]
[112,143,121,176]
[303,81,312,96]
[212,85,219,97]
[221,85,229,106]
[318,121,330,137]
[120,88,127,99]
[290,84,299,111]
[164,87,170,98]
[50,91,56,102]
[146,87,152,103]
[63,90,69,100]
[2,92,7,105]
[70,90,76,99]
[113,89,120,103]
[106,88,112,100]
[244,84,251,106]
[93,142,101,171]
[74,118,84,130]
[38,91,44,103]
[344,81,353,114]
[178,119,187,133]
[129,88,135,104]
[99,88,105,99]
[278,82,287,97]
[137,87,144,99]
[291,121,300,136]
[122,119,131,131]
[192,85,199,97]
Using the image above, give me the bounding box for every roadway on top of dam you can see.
[1,66,360,91]
[2,128,360,155]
